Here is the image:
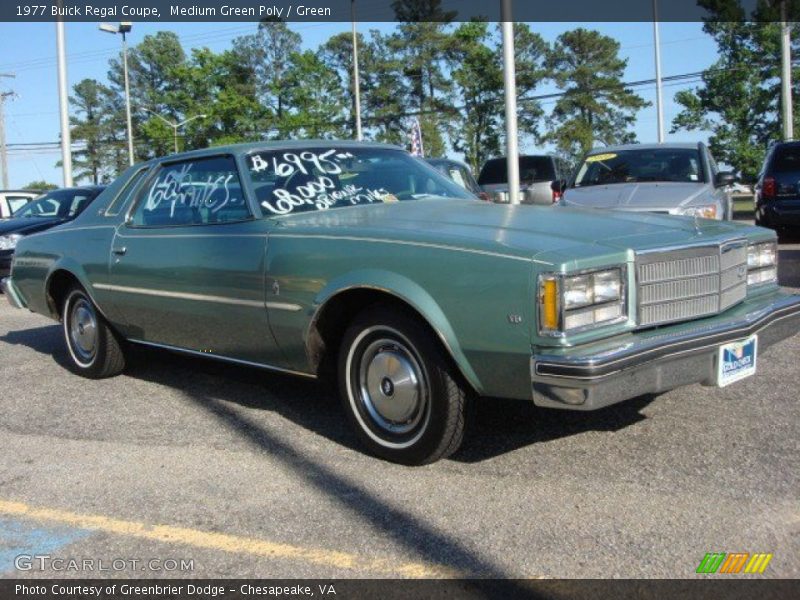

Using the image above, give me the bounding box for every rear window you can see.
[771,145,800,173]
[478,156,555,185]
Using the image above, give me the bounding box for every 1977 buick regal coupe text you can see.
[3,142,800,464]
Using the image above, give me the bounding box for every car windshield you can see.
[573,148,705,187]
[247,147,474,216]
[14,189,99,219]
[478,156,556,185]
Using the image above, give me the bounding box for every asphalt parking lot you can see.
[0,236,798,581]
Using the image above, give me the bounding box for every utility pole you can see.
[501,0,520,205]
[56,17,73,187]
[0,73,15,189]
[351,0,363,141]
[653,0,665,143]
[781,1,793,141]
[100,22,134,165]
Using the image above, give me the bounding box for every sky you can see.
[0,20,719,188]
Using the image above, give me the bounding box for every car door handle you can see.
[112,247,127,256]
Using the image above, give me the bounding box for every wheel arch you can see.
[306,270,484,395]
[44,261,98,321]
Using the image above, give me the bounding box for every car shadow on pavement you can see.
[123,348,548,587]
[452,395,655,463]
[2,324,657,467]
[0,325,72,365]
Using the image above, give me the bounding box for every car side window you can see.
[130,156,250,228]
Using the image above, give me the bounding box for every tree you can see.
[671,5,796,180]
[23,180,58,191]
[446,21,503,171]
[361,29,410,145]
[546,28,648,158]
[389,0,457,156]
[320,31,371,139]
[282,50,348,138]
[169,47,267,149]
[108,31,188,159]
[232,20,302,137]
[69,79,116,184]
[446,22,548,172]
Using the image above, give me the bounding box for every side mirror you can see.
[715,171,736,188]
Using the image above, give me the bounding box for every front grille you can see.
[636,241,748,328]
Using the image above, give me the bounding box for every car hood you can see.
[563,182,707,210]
[273,198,753,264]
[0,216,66,237]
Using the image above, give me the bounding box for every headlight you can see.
[747,241,778,286]
[0,234,23,251]
[539,267,627,335]
[680,205,718,219]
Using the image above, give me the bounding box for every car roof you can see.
[587,143,700,154]
[135,140,405,167]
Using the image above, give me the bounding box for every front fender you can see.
[311,269,485,394]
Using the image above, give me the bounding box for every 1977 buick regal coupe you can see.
[3,141,800,464]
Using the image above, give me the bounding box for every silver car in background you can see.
[557,143,736,220]
[478,155,570,205]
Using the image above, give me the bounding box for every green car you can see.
[3,141,800,465]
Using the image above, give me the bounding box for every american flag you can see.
[409,118,424,157]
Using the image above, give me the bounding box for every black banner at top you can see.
[2,0,800,23]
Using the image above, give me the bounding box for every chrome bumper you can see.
[531,291,800,411]
[1,277,26,309]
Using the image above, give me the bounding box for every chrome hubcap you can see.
[358,338,427,435]
[69,297,97,363]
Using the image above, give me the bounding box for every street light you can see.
[141,108,207,154]
[99,22,134,166]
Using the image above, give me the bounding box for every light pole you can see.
[653,0,665,143]
[100,22,134,165]
[501,0,520,205]
[351,0,363,141]
[56,17,73,187]
[142,108,207,154]
[0,73,15,189]
[781,1,793,141]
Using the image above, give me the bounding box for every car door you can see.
[104,154,282,366]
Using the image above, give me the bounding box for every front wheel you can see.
[338,306,469,465]
[62,286,126,378]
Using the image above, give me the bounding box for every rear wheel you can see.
[338,306,468,465]
[62,286,126,378]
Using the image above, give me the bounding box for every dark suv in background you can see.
[755,141,800,237]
